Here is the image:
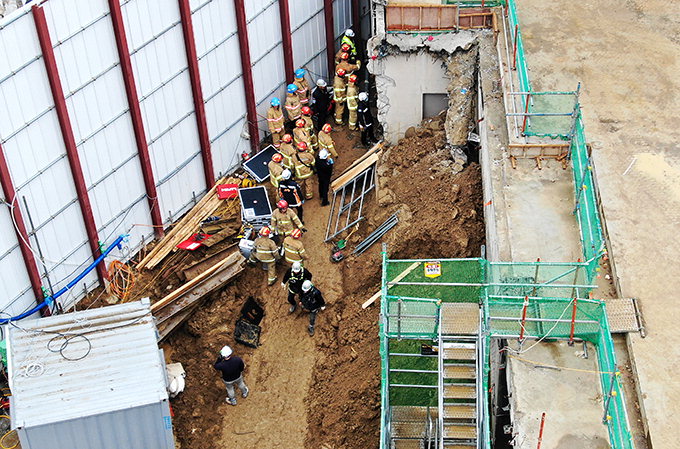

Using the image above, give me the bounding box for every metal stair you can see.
[389,406,438,448]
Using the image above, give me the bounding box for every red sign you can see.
[217,183,239,199]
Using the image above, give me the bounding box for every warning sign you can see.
[424,261,442,278]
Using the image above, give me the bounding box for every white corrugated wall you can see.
[0,0,353,316]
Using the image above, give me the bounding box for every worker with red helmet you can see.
[335,43,353,64]
[294,141,315,200]
[249,226,280,285]
[337,51,360,77]
[279,134,296,170]
[333,67,347,125]
[271,197,303,237]
[318,123,338,159]
[283,228,308,265]
[293,118,311,150]
[301,106,317,151]
[278,169,305,223]
[267,97,285,148]
[293,68,311,105]
[346,74,359,131]
[268,153,285,188]
[284,83,302,122]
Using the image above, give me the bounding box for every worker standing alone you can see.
[268,153,285,188]
[318,124,339,159]
[293,68,311,105]
[346,74,359,131]
[267,97,285,148]
[248,226,280,285]
[283,228,308,265]
[284,84,301,123]
[294,142,315,200]
[315,149,334,207]
[300,280,326,336]
[278,170,305,223]
[281,261,312,313]
[213,345,249,406]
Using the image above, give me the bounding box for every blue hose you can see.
[0,234,127,324]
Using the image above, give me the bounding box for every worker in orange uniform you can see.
[318,123,339,159]
[294,141,315,200]
[285,84,302,123]
[293,119,311,150]
[248,226,280,285]
[333,68,347,125]
[293,68,311,105]
[337,52,360,78]
[335,43,352,64]
[346,74,359,131]
[268,153,285,188]
[283,228,308,265]
[271,198,303,239]
[301,106,317,152]
[279,134,296,170]
[267,97,285,148]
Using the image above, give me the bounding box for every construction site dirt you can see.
[159,114,485,448]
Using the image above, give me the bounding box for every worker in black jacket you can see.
[311,79,333,131]
[278,169,305,223]
[213,345,249,406]
[357,92,376,147]
[300,280,326,336]
[314,148,334,206]
[281,261,312,313]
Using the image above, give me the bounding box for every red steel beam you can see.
[178,0,215,188]
[351,0,361,42]
[278,0,295,84]
[33,5,107,283]
[323,0,336,76]
[108,0,165,239]
[0,144,48,315]
[233,0,260,153]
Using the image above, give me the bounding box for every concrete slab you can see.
[515,1,680,447]
[507,340,609,449]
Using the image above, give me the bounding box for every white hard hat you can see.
[281,168,292,180]
[220,345,233,357]
[302,280,313,292]
[292,261,302,273]
[358,92,368,102]
[345,29,355,38]
[316,78,327,88]
[318,149,329,160]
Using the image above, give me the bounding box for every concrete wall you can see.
[377,51,450,144]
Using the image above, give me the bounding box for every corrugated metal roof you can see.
[8,300,168,429]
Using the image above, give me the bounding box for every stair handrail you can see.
[437,312,445,449]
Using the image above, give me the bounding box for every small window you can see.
[422,93,448,119]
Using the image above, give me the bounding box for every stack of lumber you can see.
[137,177,240,270]
[331,141,384,192]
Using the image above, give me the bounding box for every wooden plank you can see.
[331,153,380,192]
[182,244,238,281]
[361,262,420,309]
[201,224,240,248]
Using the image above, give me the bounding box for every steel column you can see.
[323,0,336,75]
[233,0,260,153]
[33,5,107,283]
[108,0,165,238]
[351,0,360,40]
[278,0,295,84]
[179,0,215,187]
[0,144,49,316]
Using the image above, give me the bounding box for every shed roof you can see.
[8,300,167,428]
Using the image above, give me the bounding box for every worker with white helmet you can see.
[277,170,306,223]
[299,280,326,336]
[315,148,334,206]
[281,261,312,314]
[357,91,377,147]
[341,28,357,58]
[311,78,332,131]
[213,345,249,406]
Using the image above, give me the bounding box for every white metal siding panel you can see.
[291,4,327,76]
[334,0,352,39]
[0,206,36,317]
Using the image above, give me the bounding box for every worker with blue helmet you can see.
[267,97,284,148]
[270,97,281,107]
[293,68,311,106]
[285,83,301,121]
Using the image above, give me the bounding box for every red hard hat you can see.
[282,134,292,143]
[301,106,312,116]
[340,52,349,60]
[295,119,305,128]
[259,226,271,237]
[336,68,346,77]
[297,141,308,151]
[291,228,302,239]
[277,199,288,210]
[322,123,332,134]
[341,43,350,52]
[348,74,357,83]
[272,153,283,163]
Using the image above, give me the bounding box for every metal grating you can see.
[441,303,480,335]
[605,298,641,333]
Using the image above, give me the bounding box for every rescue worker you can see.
[315,149,334,207]
[267,97,285,148]
[301,106,318,151]
[293,68,311,105]
[284,83,301,123]
[346,74,359,131]
[300,280,326,336]
[358,92,377,147]
[279,134,296,170]
[281,261,312,314]
[341,28,357,58]
[248,226,279,285]
[312,79,333,131]
[333,68,347,125]
[271,198,303,238]
[293,118,311,149]
[335,43,352,64]
[278,169,305,223]
[337,52,360,78]
[268,152,285,188]
[214,345,249,405]
[318,123,339,159]
[294,141,315,200]
[283,228,308,265]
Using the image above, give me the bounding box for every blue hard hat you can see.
[287,84,298,94]
[270,97,280,106]
[295,68,306,79]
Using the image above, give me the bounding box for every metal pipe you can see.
[323,0,336,74]
[490,315,597,325]
[22,196,54,297]
[536,412,546,449]
[108,0,164,238]
[512,24,518,70]
[234,0,261,153]
[33,4,107,283]
[568,298,578,345]
[179,0,215,188]
[519,295,529,341]
[506,112,574,117]
[278,0,295,84]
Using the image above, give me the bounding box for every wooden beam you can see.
[362,262,420,309]
[331,153,380,192]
